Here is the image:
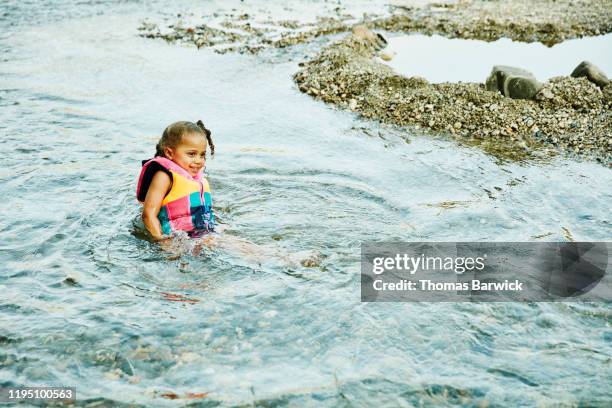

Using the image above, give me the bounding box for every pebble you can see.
[379,50,395,61]
[105,369,122,381]
[179,352,200,363]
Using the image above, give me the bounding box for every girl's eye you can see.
[188,152,196,157]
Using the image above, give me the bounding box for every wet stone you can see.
[571,61,610,89]
[486,66,542,100]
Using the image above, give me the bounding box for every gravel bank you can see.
[374,0,612,46]
[293,29,611,163]
[139,0,611,163]
[139,0,612,52]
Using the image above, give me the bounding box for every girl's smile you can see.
[164,132,208,177]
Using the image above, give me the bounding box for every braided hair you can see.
[155,120,215,157]
[196,120,214,156]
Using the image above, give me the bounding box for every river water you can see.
[380,33,612,83]
[1,1,611,406]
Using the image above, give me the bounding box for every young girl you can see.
[137,120,215,241]
[136,121,315,268]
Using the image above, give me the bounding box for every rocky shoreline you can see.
[372,0,612,47]
[139,0,612,53]
[140,0,612,164]
[294,27,611,163]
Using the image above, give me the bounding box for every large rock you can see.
[486,65,542,100]
[571,61,609,89]
[485,66,531,92]
[504,76,544,101]
[352,25,387,50]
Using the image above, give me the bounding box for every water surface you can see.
[1,1,611,406]
[380,33,612,83]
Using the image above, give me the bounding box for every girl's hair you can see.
[155,120,215,157]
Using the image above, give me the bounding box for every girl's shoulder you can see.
[137,157,173,202]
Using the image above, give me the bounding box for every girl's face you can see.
[164,132,208,177]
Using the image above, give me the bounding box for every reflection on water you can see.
[380,33,612,83]
[0,1,611,406]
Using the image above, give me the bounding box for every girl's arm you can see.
[142,170,172,241]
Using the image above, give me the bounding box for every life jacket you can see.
[136,156,215,236]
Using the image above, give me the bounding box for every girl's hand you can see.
[158,236,175,252]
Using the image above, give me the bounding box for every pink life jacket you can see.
[137,156,215,235]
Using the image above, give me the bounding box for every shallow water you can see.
[380,33,612,83]
[1,1,611,406]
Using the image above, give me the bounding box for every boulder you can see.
[486,65,542,100]
[352,25,387,50]
[352,25,375,41]
[505,76,544,100]
[486,66,532,93]
[571,61,609,89]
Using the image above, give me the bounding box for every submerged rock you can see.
[486,66,542,100]
[571,61,610,89]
